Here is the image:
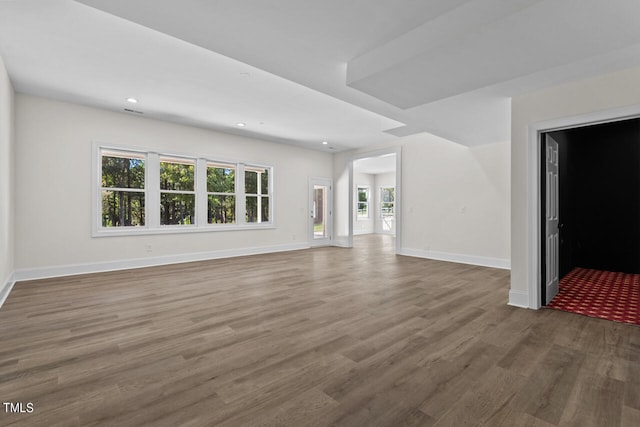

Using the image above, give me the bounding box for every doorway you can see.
[309,177,332,247]
[540,117,640,305]
[341,147,402,253]
[352,154,397,238]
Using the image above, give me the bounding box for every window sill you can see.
[93,223,276,237]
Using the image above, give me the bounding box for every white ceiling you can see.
[2,1,640,152]
[354,154,396,175]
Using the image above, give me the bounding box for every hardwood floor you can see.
[0,234,638,426]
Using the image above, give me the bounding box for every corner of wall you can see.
[0,274,16,310]
[0,53,16,310]
[508,289,530,309]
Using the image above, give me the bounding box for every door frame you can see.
[348,147,402,253]
[526,106,640,309]
[309,177,333,247]
[541,133,560,305]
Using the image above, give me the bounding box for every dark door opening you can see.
[541,117,640,305]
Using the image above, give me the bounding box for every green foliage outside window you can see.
[99,150,272,230]
[207,165,236,224]
[357,186,369,218]
[160,193,195,225]
[160,160,195,225]
[381,187,395,216]
[245,168,270,223]
[101,155,145,227]
[160,161,194,191]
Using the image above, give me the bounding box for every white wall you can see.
[353,172,375,235]
[0,54,15,305]
[399,134,510,267]
[14,95,333,279]
[374,172,396,235]
[511,65,640,308]
[334,133,510,268]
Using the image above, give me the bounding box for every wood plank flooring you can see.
[0,234,639,426]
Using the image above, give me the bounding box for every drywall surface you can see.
[14,95,333,276]
[334,133,510,268]
[0,54,15,294]
[511,65,640,307]
[400,134,509,266]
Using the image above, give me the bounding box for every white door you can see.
[545,134,560,304]
[310,178,332,246]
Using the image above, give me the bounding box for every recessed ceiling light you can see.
[322,141,328,145]
[236,122,246,127]
[126,97,138,103]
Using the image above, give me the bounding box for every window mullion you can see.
[196,158,207,227]
[97,146,272,234]
[256,171,262,223]
[147,152,160,228]
[237,163,246,225]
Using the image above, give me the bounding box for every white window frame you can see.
[380,186,395,218]
[204,161,238,225]
[93,143,275,236]
[159,155,197,227]
[356,185,370,220]
[96,147,149,233]
[244,164,272,224]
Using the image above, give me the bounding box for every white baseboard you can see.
[398,247,511,270]
[0,272,16,310]
[14,242,310,282]
[331,238,351,248]
[508,290,530,309]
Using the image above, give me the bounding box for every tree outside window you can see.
[380,187,395,217]
[101,151,145,227]
[207,163,236,224]
[357,186,369,219]
[97,145,275,234]
[245,167,270,223]
[160,158,195,225]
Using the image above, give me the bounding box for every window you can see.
[160,157,195,225]
[101,150,146,227]
[245,166,270,223]
[357,186,369,219]
[207,162,236,224]
[380,187,395,217]
[95,144,273,235]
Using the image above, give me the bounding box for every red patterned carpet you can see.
[548,267,640,325]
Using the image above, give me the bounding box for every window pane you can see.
[160,161,194,191]
[245,170,258,195]
[382,202,394,216]
[381,187,394,203]
[207,166,235,193]
[358,187,369,202]
[208,195,236,224]
[358,202,368,217]
[101,190,145,227]
[160,193,195,225]
[102,156,145,189]
[261,196,269,222]
[261,169,269,194]
[246,196,258,223]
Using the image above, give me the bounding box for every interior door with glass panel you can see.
[310,178,332,246]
